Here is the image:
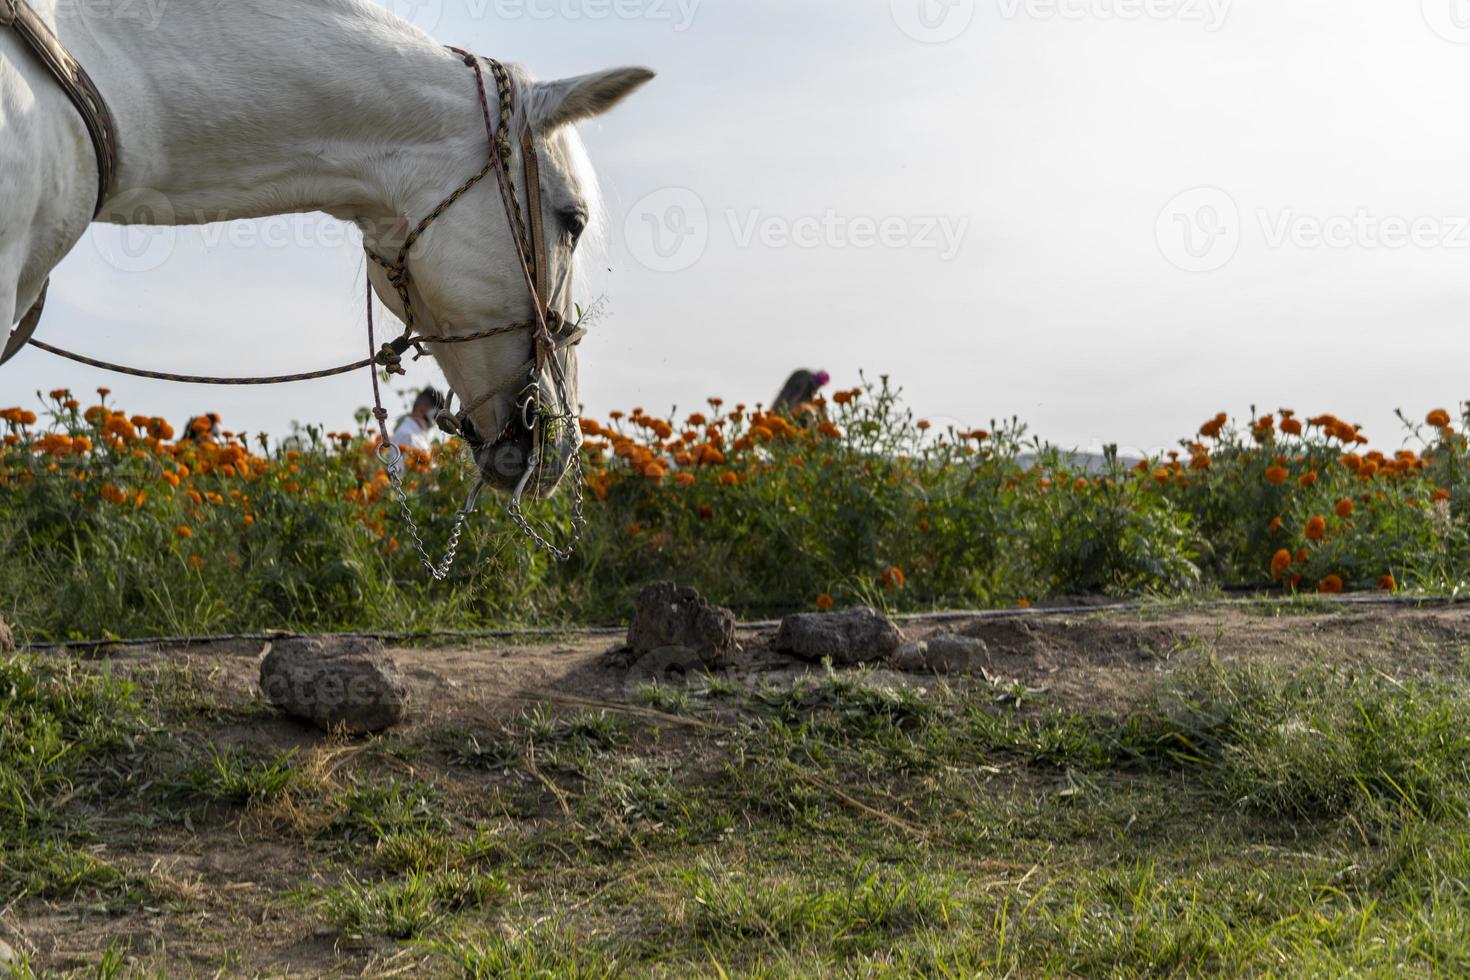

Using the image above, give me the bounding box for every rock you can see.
[625,645,708,694]
[775,607,905,665]
[0,615,12,653]
[892,633,990,674]
[259,637,408,734]
[627,582,737,664]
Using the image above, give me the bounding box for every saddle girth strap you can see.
[1,0,118,216]
[1,279,47,367]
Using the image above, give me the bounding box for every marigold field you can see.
[3,377,1470,640]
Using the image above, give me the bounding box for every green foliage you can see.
[4,385,1470,640]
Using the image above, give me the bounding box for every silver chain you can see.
[377,443,484,581]
[505,392,588,562]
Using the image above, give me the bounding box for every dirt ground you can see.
[10,599,1470,976]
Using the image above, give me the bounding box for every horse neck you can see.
[66,0,487,227]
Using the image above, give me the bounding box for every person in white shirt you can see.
[387,388,442,474]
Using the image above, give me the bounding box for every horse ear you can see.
[531,67,655,131]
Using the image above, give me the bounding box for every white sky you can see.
[7,0,1470,455]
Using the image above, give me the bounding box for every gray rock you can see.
[0,615,12,653]
[627,582,736,664]
[775,607,905,665]
[892,633,990,674]
[625,646,708,696]
[260,637,408,734]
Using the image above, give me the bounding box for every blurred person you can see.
[391,387,443,454]
[181,413,221,443]
[772,369,831,416]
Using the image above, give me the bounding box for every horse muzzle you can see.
[468,390,579,498]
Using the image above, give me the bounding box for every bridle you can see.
[1,3,588,571]
[364,48,589,571]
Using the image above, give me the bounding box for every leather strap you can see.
[1,279,48,366]
[521,127,549,308]
[3,0,118,216]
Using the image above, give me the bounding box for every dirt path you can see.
[103,600,1470,727]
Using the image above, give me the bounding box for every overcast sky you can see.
[7,0,1470,455]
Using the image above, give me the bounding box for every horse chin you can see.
[474,425,577,499]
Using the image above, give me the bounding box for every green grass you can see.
[16,648,1470,974]
[313,868,509,940]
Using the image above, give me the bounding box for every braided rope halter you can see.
[365,50,588,574]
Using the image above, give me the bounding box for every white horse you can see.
[0,0,652,495]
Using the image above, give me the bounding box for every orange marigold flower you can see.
[1299,471,1318,488]
[674,472,696,487]
[176,525,193,539]
[1271,548,1292,580]
[1018,599,1032,609]
[96,387,111,398]
[1428,408,1452,428]
[1199,413,1228,439]
[642,463,666,481]
[1340,453,1362,472]
[816,593,835,611]
[1319,574,1344,595]
[1264,466,1289,485]
[100,483,128,505]
[917,420,932,431]
[1432,488,1452,503]
[1268,516,1282,533]
[698,504,715,520]
[718,471,739,486]
[1335,498,1355,518]
[1377,574,1397,592]
[880,566,906,590]
[1305,515,1327,541]
[1281,418,1303,436]
[832,391,854,406]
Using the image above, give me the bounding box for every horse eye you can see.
[561,209,588,243]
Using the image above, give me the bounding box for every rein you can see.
[1,7,588,570]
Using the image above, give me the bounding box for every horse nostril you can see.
[489,442,527,479]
